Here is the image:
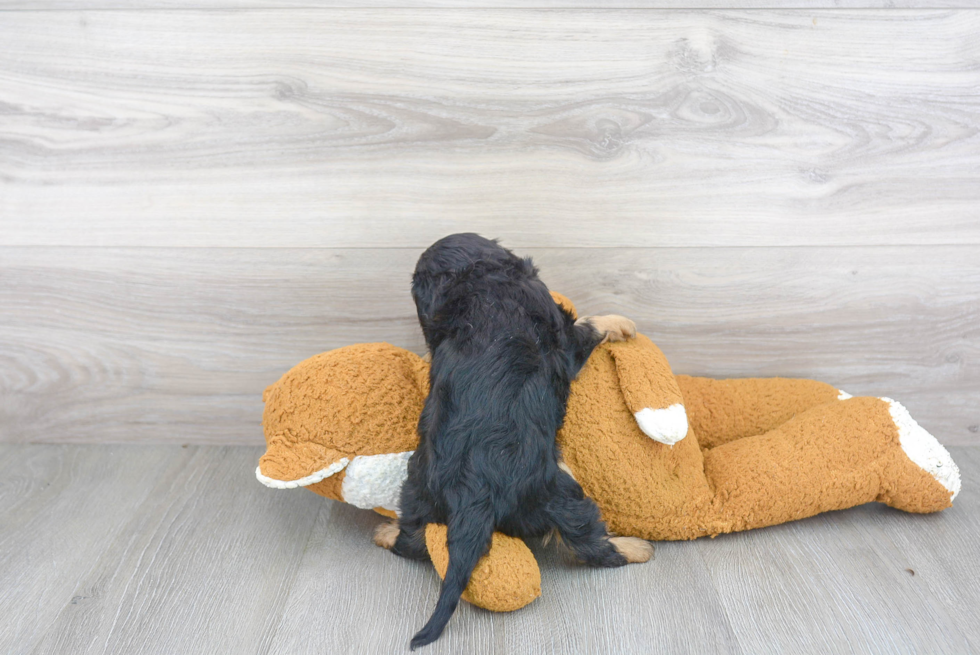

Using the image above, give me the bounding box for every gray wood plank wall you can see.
[0,1,977,8]
[1,7,978,446]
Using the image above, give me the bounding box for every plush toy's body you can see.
[257,293,961,612]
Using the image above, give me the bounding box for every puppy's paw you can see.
[610,536,654,563]
[373,521,400,550]
[591,315,637,343]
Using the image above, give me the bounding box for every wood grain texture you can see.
[0,444,193,653]
[1,10,978,247]
[1,245,977,445]
[267,496,742,654]
[699,487,978,654]
[2,444,977,654]
[696,447,980,654]
[31,447,324,655]
[2,2,977,9]
[864,445,980,647]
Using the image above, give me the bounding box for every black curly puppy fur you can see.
[380,234,648,649]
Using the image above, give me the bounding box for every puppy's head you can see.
[412,233,521,344]
[415,233,506,275]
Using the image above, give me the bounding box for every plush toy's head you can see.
[257,342,430,517]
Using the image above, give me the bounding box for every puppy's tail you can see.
[410,504,494,650]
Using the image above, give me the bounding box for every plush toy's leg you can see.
[379,517,544,612]
[424,525,542,612]
[675,375,844,449]
[700,396,960,535]
[876,398,961,509]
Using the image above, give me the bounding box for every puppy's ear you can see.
[607,335,689,446]
[550,291,577,319]
[412,271,452,348]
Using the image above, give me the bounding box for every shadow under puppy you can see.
[374,233,653,649]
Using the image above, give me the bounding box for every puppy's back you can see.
[407,234,575,648]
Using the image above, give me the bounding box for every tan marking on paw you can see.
[373,521,400,549]
[542,528,564,548]
[610,536,654,563]
[580,315,637,343]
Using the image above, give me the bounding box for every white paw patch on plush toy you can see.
[885,398,961,498]
[633,404,689,445]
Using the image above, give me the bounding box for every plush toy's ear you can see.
[607,334,689,446]
[257,441,350,489]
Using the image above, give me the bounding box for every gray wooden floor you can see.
[1,443,977,655]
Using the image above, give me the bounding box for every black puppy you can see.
[375,234,652,649]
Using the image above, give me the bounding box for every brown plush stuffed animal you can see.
[256,292,961,612]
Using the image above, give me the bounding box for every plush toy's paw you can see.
[609,536,655,563]
[374,520,400,550]
[634,404,689,446]
[884,398,961,501]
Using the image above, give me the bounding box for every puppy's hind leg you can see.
[374,520,400,549]
[383,474,434,562]
[608,536,655,563]
[545,469,653,567]
[374,515,429,561]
